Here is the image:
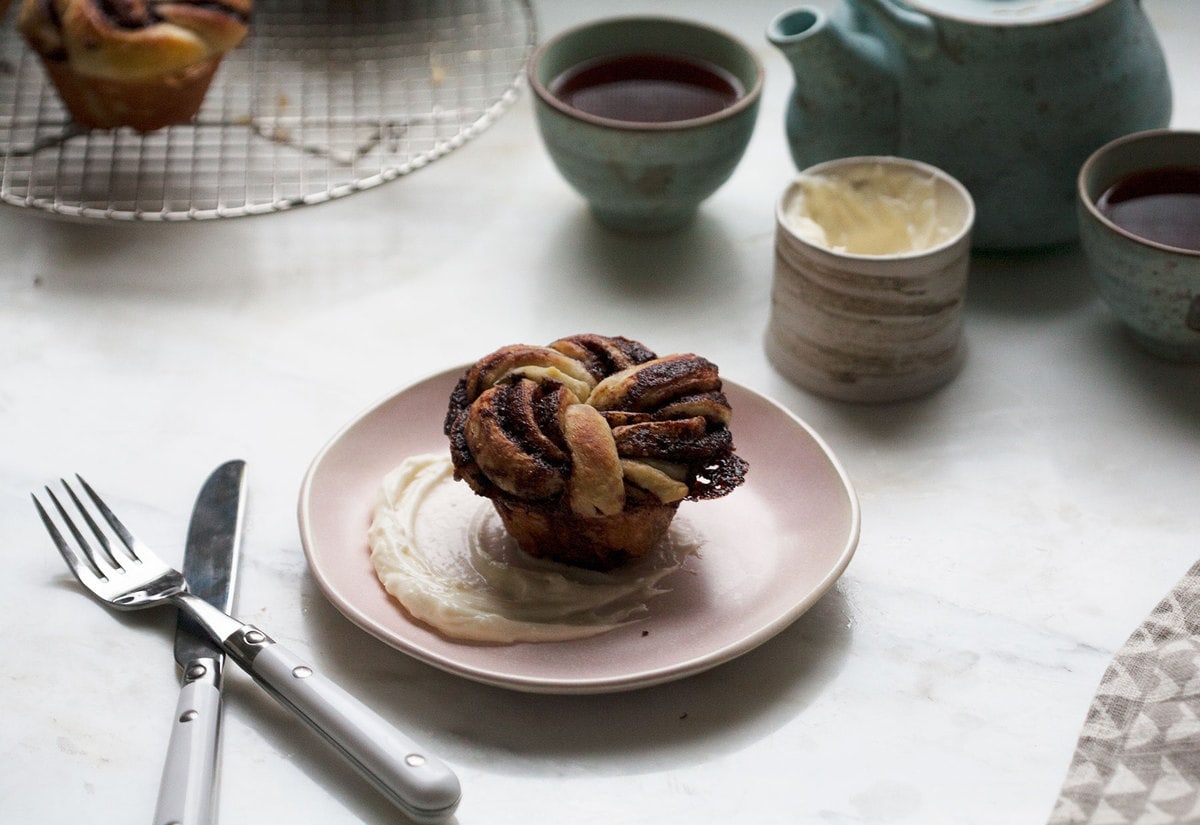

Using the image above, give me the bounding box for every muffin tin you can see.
[0,0,536,220]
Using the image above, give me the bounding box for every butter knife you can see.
[153,460,246,825]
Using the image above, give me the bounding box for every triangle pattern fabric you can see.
[1087,798,1130,825]
[1165,706,1200,743]
[1135,804,1182,825]
[1048,558,1200,825]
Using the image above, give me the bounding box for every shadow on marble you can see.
[539,209,745,302]
[966,243,1095,320]
[4,213,252,293]
[775,369,966,452]
[1,205,414,307]
[1084,313,1200,436]
[204,571,853,825]
[299,571,856,778]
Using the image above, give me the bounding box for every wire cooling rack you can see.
[0,0,536,220]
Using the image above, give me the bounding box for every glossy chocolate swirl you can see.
[445,334,748,517]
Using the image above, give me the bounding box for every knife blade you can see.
[153,460,247,825]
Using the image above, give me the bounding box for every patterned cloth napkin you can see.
[1049,559,1200,825]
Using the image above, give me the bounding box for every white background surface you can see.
[3,1,1199,823]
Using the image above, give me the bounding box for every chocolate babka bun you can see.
[19,0,252,130]
[444,334,749,518]
[19,0,251,78]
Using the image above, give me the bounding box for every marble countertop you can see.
[3,1,1199,823]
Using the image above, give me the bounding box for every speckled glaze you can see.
[528,17,763,233]
[765,156,974,403]
[1077,129,1200,363]
[767,0,1172,250]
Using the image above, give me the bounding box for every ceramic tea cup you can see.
[1077,129,1200,363]
[528,16,763,233]
[765,156,975,403]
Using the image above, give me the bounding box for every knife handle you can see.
[154,660,222,825]
[225,627,461,824]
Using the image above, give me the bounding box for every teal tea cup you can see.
[1077,129,1200,363]
[528,17,764,232]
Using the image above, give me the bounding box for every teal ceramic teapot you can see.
[767,0,1172,249]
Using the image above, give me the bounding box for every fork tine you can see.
[32,490,106,584]
[57,480,130,571]
[74,474,143,564]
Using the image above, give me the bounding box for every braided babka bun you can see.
[445,334,748,569]
[18,0,251,131]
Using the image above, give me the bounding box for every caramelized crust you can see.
[611,417,721,460]
[588,354,724,412]
[656,391,732,426]
[463,345,596,402]
[548,334,657,378]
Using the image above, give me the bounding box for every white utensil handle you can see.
[227,628,461,823]
[154,671,221,825]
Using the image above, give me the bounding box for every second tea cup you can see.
[1077,129,1200,363]
[528,17,763,233]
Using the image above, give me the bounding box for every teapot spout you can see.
[767,6,899,169]
[766,8,830,69]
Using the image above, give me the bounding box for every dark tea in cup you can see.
[1096,165,1200,251]
[549,53,744,124]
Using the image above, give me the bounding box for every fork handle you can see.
[225,626,461,824]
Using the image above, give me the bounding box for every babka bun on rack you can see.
[445,334,748,570]
[18,0,251,131]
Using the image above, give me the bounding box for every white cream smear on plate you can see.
[368,454,700,644]
[785,164,955,255]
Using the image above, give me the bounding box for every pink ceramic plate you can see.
[298,367,860,694]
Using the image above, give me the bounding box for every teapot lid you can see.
[901,0,1111,25]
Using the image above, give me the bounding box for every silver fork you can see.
[33,475,462,825]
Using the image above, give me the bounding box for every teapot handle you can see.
[852,0,938,59]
